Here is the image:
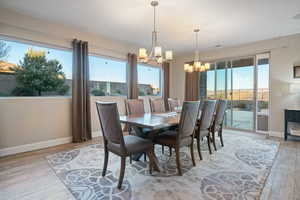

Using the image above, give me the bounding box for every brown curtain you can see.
[127,53,138,99]
[162,62,170,110]
[72,39,92,142]
[185,71,200,101]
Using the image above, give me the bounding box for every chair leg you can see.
[118,157,126,189]
[219,129,224,147]
[211,131,217,151]
[146,151,153,174]
[196,137,203,160]
[175,147,182,176]
[102,148,109,177]
[162,145,165,154]
[169,147,172,157]
[144,153,147,161]
[129,155,132,164]
[207,136,212,154]
[190,142,196,166]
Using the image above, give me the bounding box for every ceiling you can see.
[1,0,300,54]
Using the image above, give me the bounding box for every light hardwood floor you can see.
[0,131,299,200]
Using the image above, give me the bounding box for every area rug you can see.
[47,131,279,200]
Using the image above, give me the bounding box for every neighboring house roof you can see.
[0,61,18,73]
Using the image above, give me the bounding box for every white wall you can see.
[170,34,300,137]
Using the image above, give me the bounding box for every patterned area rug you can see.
[47,131,279,200]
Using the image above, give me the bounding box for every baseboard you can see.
[268,131,284,138]
[92,131,101,138]
[0,131,102,157]
[0,136,72,157]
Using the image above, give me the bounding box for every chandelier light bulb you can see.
[184,64,190,71]
[205,63,210,70]
[165,51,173,60]
[154,46,162,57]
[139,48,147,59]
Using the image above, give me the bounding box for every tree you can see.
[0,41,10,59]
[12,49,69,96]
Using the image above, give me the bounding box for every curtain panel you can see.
[127,53,139,99]
[185,71,200,101]
[162,62,170,110]
[72,39,92,142]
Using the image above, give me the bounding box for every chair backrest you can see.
[168,98,180,112]
[125,99,145,115]
[96,102,125,148]
[177,101,201,141]
[198,100,217,130]
[212,100,227,131]
[149,98,166,113]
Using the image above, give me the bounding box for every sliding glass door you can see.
[200,54,269,132]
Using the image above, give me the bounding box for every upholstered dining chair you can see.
[125,99,145,115]
[124,99,152,162]
[154,101,201,175]
[194,100,216,160]
[168,98,181,112]
[149,98,170,154]
[96,101,154,189]
[210,100,227,150]
[125,99,145,135]
[149,98,166,113]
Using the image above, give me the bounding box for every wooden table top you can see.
[120,112,180,129]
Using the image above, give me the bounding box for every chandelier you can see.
[138,1,173,64]
[184,29,210,72]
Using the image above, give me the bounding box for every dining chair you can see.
[149,98,166,113]
[210,99,227,150]
[96,101,154,189]
[149,98,173,155]
[168,98,180,112]
[153,101,201,175]
[125,99,145,115]
[125,99,152,162]
[194,100,217,160]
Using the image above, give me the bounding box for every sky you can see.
[1,39,161,88]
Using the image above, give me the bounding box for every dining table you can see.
[119,112,181,171]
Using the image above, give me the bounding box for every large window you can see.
[137,64,162,96]
[89,55,127,96]
[0,38,72,96]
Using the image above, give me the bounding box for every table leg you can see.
[147,147,161,172]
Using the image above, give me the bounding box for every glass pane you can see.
[138,64,161,96]
[257,57,269,131]
[216,61,226,99]
[231,58,254,130]
[206,63,215,99]
[0,39,72,96]
[89,56,127,96]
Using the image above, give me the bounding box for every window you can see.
[137,64,162,96]
[89,55,127,96]
[0,38,72,97]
